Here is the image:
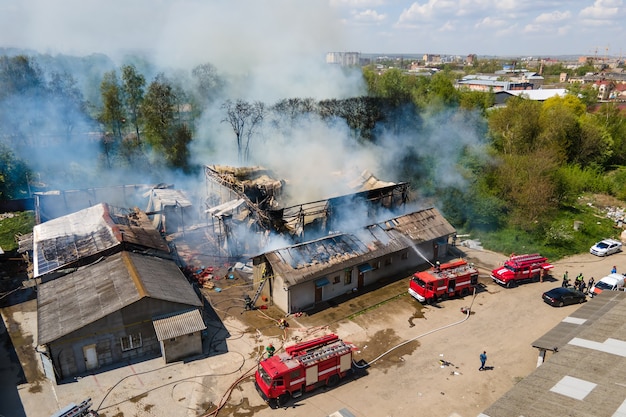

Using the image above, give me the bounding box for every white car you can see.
[590,239,623,257]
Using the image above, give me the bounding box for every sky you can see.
[1,0,624,64]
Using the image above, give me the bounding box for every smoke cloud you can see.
[1,1,488,240]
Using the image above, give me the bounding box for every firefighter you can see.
[562,271,570,288]
[575,273,584,287]
[435,260,441,272]
[266,343,275,357]
[588,277,595,293]
[244,295,253,311]
[278,318,288,329]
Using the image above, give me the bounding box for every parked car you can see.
[590,239,622,257]
[542,287,586,307]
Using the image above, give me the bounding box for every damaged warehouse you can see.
[250,207,456,314]
[25,202,207,382]
[203,165,410,257]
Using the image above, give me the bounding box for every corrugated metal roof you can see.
[480,291,626,417]
[532,290,624,351]
[263,207,454,286]
[145,188,192,208]
[504,89,567,101]
[32,203,169,278]
[153,309,206,341]
[37,251,201,345]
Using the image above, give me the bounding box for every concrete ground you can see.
[2,243,625,417]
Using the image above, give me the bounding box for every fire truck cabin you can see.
[408,259,478,304]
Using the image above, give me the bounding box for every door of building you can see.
[83,344,98,370]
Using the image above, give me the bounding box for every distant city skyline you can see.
[333,0,625,59]
[1,1,623,65]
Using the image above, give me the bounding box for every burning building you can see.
[250,207,455,314]
[203,165,410,257]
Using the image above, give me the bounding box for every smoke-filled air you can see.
[0,0,488,235]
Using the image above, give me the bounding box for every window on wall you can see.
[121,333,142,351]
[373,260,380,270]
[333,275,340,284]
[344,269,352,285]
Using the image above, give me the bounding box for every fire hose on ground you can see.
[353,286,478,368]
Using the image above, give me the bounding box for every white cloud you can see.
[352,9,387,24]
[535,10,572,23]
[580,0,623,19]
[474,16,507,29]
[398,0,457,24]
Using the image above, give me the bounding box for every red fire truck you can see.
[408,259,479,304]
[255,334,357,408]
[491,253,553,288]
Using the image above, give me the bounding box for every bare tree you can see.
[221,99,265,164]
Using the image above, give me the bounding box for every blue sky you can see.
[334,0,625,57]
[1,0,624,64]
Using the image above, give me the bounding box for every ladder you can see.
[250,277,267,305]
[50,398,95,417]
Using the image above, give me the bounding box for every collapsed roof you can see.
[204,165,409,239]
[32,203,169,278]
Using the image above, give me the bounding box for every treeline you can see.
[2,53,626,245]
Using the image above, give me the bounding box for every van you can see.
[589,273,625,297]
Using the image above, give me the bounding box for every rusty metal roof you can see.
[37,251,202,345]
[32,203,169,278]
[152,309,206,341]
[264,207,455,286]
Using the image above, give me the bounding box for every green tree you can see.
[488,96,542,155]
[143,74,175,161]
[48,71,85,140]
[459,89,495,114]
[495,150,559,230]
[0,55,46,144]
[537,96,582,163]
[594,102,626,166]
[99,71,125,143]
[566,84,597,107]
[0,142,32,199]
[121,64,145,145]
[426,72,460,108]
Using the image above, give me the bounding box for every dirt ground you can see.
[4,239,625,417]
[190,241,625,417]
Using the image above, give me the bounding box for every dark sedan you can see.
[542,287,586,307]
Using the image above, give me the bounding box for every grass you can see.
[0,211,35,252]
[470,194,623,261]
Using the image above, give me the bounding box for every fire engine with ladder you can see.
[50,398,98,417]
[408,259,479,304]
[255,333,357,408]
[491,253,553,288]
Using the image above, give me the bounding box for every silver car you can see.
[590,239,622,257]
